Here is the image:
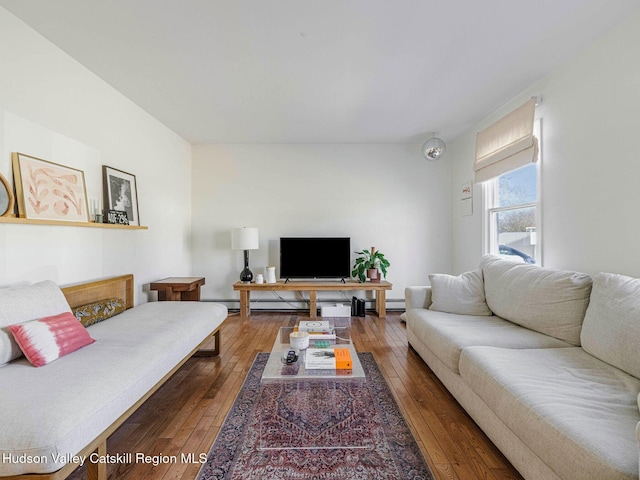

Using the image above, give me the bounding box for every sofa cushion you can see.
[459,346,640,480]
[480,255,592,345]
[9,312,95,367]
[429,270,492,316]
[581,272,640,379]
[0,280,72,366]
[406,308,569,373]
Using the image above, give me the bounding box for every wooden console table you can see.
[232,280,392,319]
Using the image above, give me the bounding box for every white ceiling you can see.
[1,1,638,144]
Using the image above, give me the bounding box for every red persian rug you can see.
[197,352,433,480]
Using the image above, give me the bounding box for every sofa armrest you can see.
[405,286,433,311]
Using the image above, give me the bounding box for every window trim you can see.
[482,167,541,264]
[482,118,542,265]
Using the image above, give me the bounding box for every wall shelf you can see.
[0,216,148,230]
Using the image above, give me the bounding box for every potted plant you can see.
[352,247,390,283]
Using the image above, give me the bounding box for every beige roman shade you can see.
[474,98,538,183]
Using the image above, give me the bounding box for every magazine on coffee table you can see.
[305,348,336,369]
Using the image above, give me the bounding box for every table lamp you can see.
[232,227,259,283]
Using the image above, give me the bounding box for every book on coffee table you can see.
[334,348,353,369]
[305,349,335,369]
[305,348,352,370]
[298,321,332,334]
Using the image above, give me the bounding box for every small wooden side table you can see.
[150,277,205,302]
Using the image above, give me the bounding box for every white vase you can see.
[265,266,277,284]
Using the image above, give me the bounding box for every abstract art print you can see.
[12,152,89,222]
[102,166,140,226]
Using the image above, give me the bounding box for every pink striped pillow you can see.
[8,312,95,367]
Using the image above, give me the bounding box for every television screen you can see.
[280,237,351,280]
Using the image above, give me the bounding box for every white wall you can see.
[0,7,192,302]
[450,11,640,278]
[191,144,451,309]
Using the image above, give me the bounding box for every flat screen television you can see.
[280,237,351,280]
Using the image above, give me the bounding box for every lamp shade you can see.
[231,227,259,250]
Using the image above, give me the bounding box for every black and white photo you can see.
[102,166,140,226]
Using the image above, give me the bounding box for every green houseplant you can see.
[352,247,390,283]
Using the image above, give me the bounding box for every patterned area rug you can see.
[197,352,433,480]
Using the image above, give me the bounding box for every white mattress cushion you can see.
[480,255,592,345]
[0,301,227,476]
[429,269,492,316]
[459,346,640,480]
[0,280,72,366]
[406,308,569,373]
[581,272,640,379]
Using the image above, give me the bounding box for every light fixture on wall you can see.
[422,134,446,162]
[231,227,259,283]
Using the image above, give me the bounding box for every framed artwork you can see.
[102,166,140,226]
[11,152,89,222]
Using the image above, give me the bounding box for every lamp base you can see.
[240,266,253,284]
[239,249,254,283]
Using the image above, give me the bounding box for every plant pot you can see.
[367,268,380,283]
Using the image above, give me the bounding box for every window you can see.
[484,162,539,264]
[474,98,541,264]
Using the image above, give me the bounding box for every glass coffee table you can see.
[259,319,370,451]
[261,319,365,382]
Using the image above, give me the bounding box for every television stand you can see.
[232,280,392,319]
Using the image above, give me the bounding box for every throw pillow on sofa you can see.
[429,269,492,316]
[9,312,95,367]
[72,297,126,327]
[480,255,592,345]
[581,272,640,379]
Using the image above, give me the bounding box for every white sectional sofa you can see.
[405,255,640,480]
[0,274,227,480]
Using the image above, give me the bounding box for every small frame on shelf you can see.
[104,209,129,225]
[12,152,89,223]
[103,166,140,226]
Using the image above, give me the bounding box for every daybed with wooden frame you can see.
[0,274,227,480]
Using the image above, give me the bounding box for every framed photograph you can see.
[102,166,140,226]
[12,152,89,222]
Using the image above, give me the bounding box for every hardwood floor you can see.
[69,311,523,480]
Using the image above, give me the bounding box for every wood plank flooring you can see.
[69,311,523,480]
